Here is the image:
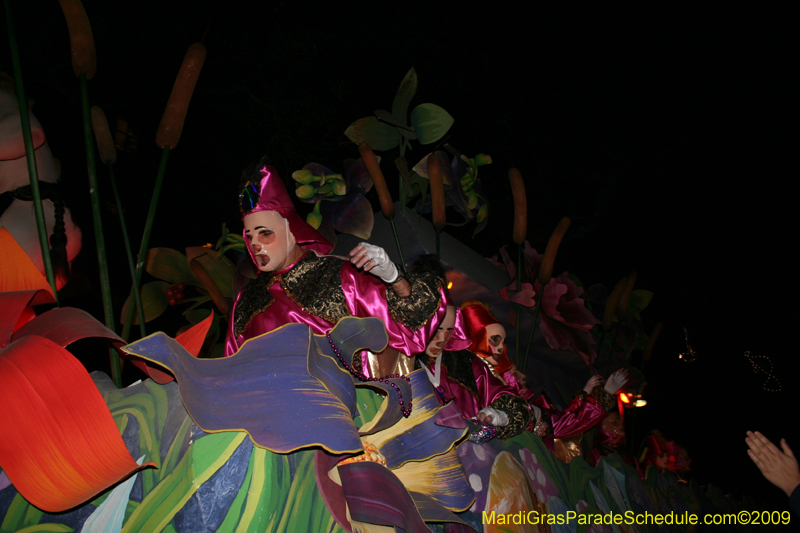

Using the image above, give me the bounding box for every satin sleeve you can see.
[550,396,606,439]
[340,262,445,356]
[224,292,243,356]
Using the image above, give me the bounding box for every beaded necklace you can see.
[326,332,413,417]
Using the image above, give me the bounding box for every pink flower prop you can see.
[538,272,600,365]
[499,283,537,308]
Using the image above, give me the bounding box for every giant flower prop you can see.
[538,272,600,365]
[493,242,600,364]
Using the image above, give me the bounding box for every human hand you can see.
[604,368,629,394]
[746,431,800,497]
[348,243,399,284]
[477,407,509,427]
[584,374,604,394]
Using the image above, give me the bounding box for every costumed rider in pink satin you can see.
[586,396,644,477]
[224,160,450,379]
[417,296,532,441]
[528,369,627,463]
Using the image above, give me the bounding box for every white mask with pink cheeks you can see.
[483,322,506,365]
[426,305,456,359]
[243,210,297,272]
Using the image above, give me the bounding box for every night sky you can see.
[4,2,797,507]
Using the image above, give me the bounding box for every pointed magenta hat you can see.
[239,164,332,255]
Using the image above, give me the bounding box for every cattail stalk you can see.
[5,1,59,303]
[538,217,571,283]
[522,217,571,372]
[91,107,147,337]
[79,75,120,386]
[359,143,394,219]
[359,143,406,272]
[156,43,206,149]
[59,0,119,383]
[58,0,96,79]
[122,44,207,341]
[509,168,527,244]
[641,322,663,363]
[427,153,446,258]
[619,271,637,313]
[509,168,527,365]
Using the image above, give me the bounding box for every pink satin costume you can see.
[224,251,452,364]
[426,353,518,419]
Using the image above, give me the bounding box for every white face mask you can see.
[243,210,297,272]
[426,306,456,358]
[483,322,506,364]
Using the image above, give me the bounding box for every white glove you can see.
[604,368,629,395]
[349,243,400,284]
[478,407,509,427]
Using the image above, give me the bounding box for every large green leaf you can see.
[120,432,246,533]
[145,248,199,285]
[0,494,43,533]
[119,281,169,325]
[186,247,236,299]
[391,67,418,126]
[344,117,401,151]
[410,104,454,145]
[14,525,73,532]
[628,290,653,314]
[233,447,291,533]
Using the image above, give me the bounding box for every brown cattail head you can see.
[538,217,571,283]
[618,271,637,313]
[509,168,527,244]
[90,106,116,164]
[428,153,446,232]
[58,0,96,79]
[156,43,207,149]
[642,322,663,362]
[358,143,395,219]
[602,275,628,331]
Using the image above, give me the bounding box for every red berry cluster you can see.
[166,282,186,306]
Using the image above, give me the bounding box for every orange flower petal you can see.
[0,228,55,305]
[0,335,153,512]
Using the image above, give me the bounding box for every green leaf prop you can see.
[411,104,454,145]
[145,248,199,286]
[119,432,246,533]
[0,494,43,532]
[628,289,654,319]
[391,67,418,127]
[185,247,235,299]
[344,117,401,151]
[119,281,169,325]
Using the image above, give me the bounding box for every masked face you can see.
[602,412,625,447]
[243,210,297,272]
[679,448,692,473]
[426,306,456,358]
[484,323,506,365]
[655,453,669,470]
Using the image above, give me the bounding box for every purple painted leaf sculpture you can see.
[332,192,374,240]
[339,461,431,533]
[121,317,387,454]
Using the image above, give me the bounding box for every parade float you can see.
[0,3,762,532]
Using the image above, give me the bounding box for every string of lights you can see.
[744,351,782,392]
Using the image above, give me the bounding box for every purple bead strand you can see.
[327,332,412,417]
